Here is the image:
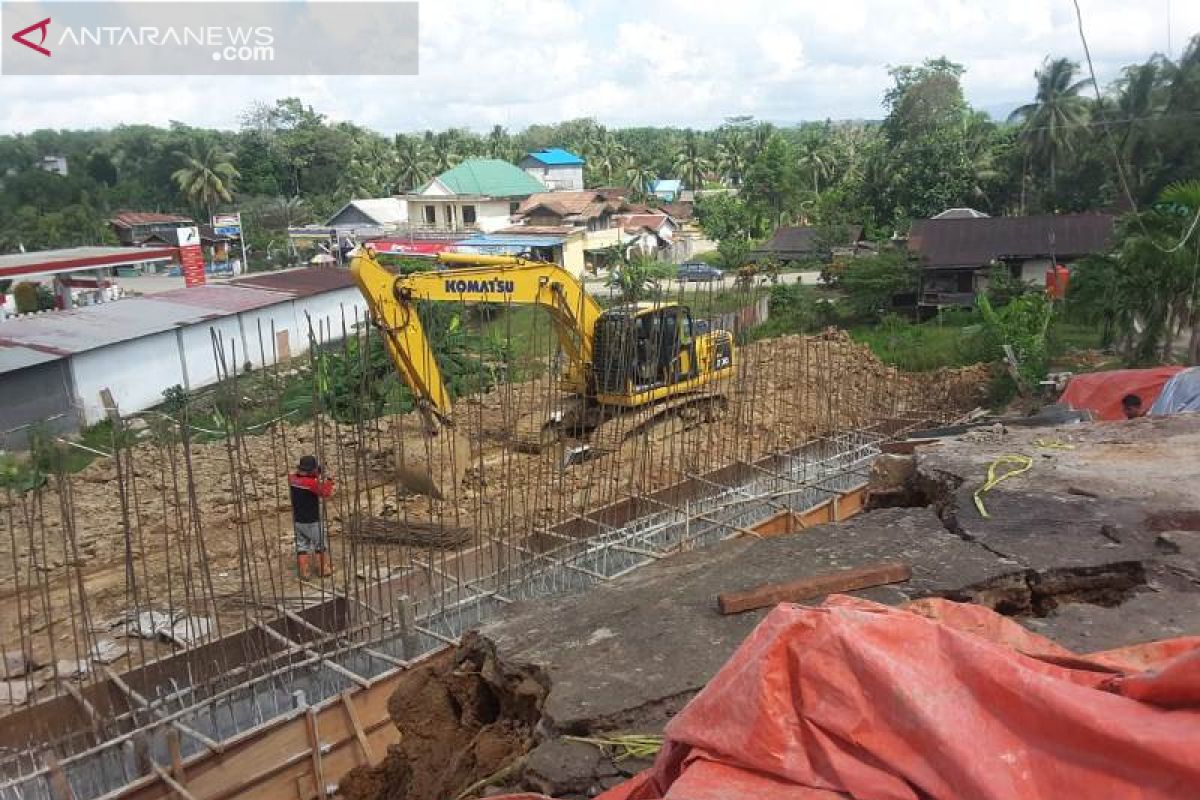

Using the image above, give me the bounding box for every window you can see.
[462,205,477,225]
[423,205,436,225]
[509,201,520,215]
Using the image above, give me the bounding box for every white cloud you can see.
[0,0,1196,134]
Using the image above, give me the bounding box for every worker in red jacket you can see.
[289,455,335,579]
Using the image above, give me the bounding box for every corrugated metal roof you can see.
[523,148,585,166]
[456,234,567,247]
[756,225,863,258]
[650,179,682,192]
[0,270,363,375]
[110,211,194,228]
[908,213,1116,269]
[231,267,355,297]
[0,246,177,279]
[433,159,546,198]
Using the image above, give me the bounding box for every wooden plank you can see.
[303,706,328,800]
[717,561,913,615]
[150,764,198,800]
[834,485,867,521]
[748,510,798,537]
[166,729,187,789]
[340,690,376,764]
[44,754,75,800]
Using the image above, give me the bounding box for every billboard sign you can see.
[212,212,242,238]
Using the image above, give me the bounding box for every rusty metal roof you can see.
[231,267,355,297]
[110,211,195,228]
[908,213,1116,269]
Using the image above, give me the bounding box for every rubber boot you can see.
[296,553,312,580]
[317,552,334,578]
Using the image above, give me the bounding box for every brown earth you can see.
[339,633,549,800]
[0,330,989,700]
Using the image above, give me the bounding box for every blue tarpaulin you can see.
[1150,367,1200,416]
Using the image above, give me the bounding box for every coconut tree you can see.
[672,130,710,191]
[794,135,831,195]
[171,142,239,219]
[394,135,433,191]
[1114,58,1169,198]
[1008,57,1093,202]
[623,159,656,199]
[486,124,511,160]
[716,128,749,188]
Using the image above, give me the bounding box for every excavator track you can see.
[585,393,728,455]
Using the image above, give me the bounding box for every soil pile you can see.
[339,633,549,800]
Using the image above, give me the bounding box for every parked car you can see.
[676,262,724,282]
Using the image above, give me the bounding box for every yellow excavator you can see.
[350,249,735,497]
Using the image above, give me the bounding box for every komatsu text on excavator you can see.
[350,249,735,497]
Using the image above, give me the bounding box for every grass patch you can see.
[850,319,987,372]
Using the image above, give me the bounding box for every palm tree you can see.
[1008,56,1093,201]
[486,125,511,160]
[794,136,830,195]
[672,130,710,191]
[623,160,655,199]
[394,135,433,191]
[716,129,748,188]
[747,123,776,162]
[591,133,629,185]
[171,142,239,219]
[428,131,461,173]
[1115,59,1169,198]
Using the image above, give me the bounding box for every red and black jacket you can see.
[288,473,334,524]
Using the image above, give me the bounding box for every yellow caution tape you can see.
[973,454,1034,518]
[1032,437,1075,450]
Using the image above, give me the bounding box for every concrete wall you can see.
[0,360,77,449]
[406,198,516,233]
[1020,258,1053,286]
[69,287,368,424]
[522,163,584,191]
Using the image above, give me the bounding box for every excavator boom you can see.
[350,249,604,419]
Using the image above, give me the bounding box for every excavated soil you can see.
[0,330,989,682]
[339,633,549,800]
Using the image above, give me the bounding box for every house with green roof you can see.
[404,159,547,233]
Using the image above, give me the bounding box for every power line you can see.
[1072,0,1200,254]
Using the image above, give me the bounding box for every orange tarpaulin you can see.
[1060,367,1185,421]
[500,596,1200,800]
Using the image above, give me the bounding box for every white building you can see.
[0,268,367,443]
[40,155,68,176]
[325,197,409,239]
[403,159,546,233]
[518,149,586,191]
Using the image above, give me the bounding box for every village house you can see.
[403,159,545,233]
[109,211,196,246]
[324,197,408,239]
[617,212,678,260]
[518,148,586,191]
[754,224,866,265]
[907,210,1116,308]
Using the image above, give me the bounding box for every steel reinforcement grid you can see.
[0,427,885,800]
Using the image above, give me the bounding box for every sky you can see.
[0,0,1197,135]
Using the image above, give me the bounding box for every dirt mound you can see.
[340,633,550,800]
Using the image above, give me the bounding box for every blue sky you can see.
[0,0,1196,134]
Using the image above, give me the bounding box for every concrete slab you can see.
[916,415,1200,571]
[481,507,1003,732]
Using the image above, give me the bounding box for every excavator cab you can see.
[591,303,732,400]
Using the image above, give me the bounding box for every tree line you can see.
[0,37,1197,265]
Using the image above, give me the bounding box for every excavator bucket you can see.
[390,415,471,500]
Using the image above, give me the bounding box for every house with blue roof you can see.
[519,148,585,191]
[649,179,683,202]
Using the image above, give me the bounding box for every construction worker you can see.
[288,455,335,579]
[1121,394,1145,419]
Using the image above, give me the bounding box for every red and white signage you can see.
[370,239,456,256]
[176,226,206,287]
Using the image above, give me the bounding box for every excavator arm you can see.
[350,250,604,425]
